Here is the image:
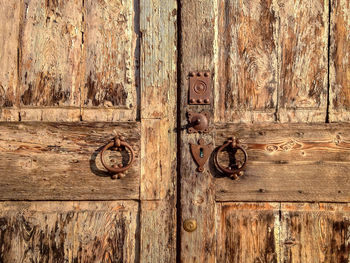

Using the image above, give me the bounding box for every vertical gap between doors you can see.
[326,0,331,123]
[175,0,182,262]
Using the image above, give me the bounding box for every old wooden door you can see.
[0,0,177,262]
[179,0,350,262]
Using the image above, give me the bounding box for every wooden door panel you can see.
[215,0,329,123]
[217,203,350,263]
[1,0,139,122]
[0,122,140,200]
[215,123,350,202]
[277,0,329,123]
[82,0,139,122]
[216,203,280,263]
[0,1,20,117]
[20,0,82,108]
[180,0,349,261]
[0,201,138,262]
[216,0,278,123]
[330,0,350,122]
[280,203,350,263]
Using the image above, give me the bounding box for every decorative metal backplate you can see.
[188,71,211,105]
[187,111,210,134]
[190,139,213,172]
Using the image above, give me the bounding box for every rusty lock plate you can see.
[188,71,211,105]
[190,139,213,172]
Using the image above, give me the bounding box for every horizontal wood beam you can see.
[215,123,350,202]
[0,122,140,200]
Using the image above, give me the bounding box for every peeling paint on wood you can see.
[216,0,278,123]
[217,203,280,263]
[217,203,350,263]
[277,0,329,123]
[19,0,82,107]
[214,0,329,123]
[330,0,350,122]
[82,0,138,117]
[280,203,350,262]
[0,201,138,262]
[0,1,20,109]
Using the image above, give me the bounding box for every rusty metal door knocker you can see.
[215,137,248,179]
[100,136,135,179]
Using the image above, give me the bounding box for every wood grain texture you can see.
[82,0,138,119]
[217,203,280,263]
[140,201,176,263]
[0,1,20,110]
[19,0,82,108]
[139,0,177,261]
[280,203,350,263]
[217,203,350,263]
[330,0,350,122]
[277,0,329,123]
[215,0,278,123]
[141,119,176,200]
[214,0,329,123]
[0,122,140,200]
[180,0,216,261]
[0,201,138,262]
[140,0,177,119]
[215,123,350,202]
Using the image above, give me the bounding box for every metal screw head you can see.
[183,219,197,232]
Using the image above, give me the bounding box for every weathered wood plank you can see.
[215,123,350,202]
[0,0,20,111]
[215,0,278,123]
[280,203,350,262]
[18,108,81,121]
[140,201,176,263]
[19,0,82,109]
[140,0,177,119]
[0,201,138,262]
[0,122,140,200]
[330,0,350,122]
[81,0,138,121]
[214,0,329,123]
[141,119,175,200]
[216,203,280,263]
[180,0,216,261]
[277,0,329,123]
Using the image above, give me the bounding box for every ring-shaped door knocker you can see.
[100,136,135,179]
[215,137,248,178]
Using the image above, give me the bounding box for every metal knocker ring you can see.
[100,136,135,179]
[215,137,248,178]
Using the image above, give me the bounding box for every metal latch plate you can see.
[188,71,211,105]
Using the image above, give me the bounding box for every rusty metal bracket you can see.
[187,111,210,133]
[188,71,211,105]
[190,139,213,172]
